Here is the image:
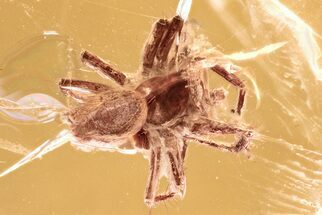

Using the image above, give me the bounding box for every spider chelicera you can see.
[0,11,253,207]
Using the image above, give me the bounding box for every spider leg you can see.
[152,144,188,205]
[186,118,253,153]
[141,18,169,75]
[141,15,184,77]
[185,135,249,153]
[154,192,176,203]
[0,130,72,178]
[150,148,187,206]
[59,79,112,101]
[162,130,186,195]
[156,15,184,69]
[166,150,186,197]
[81,51,127,85]
[139,130,185,206]
[211,65,246,115]
[145,146,162,207]
[181,141,188,161]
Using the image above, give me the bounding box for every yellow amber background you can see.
[0,0,321,214]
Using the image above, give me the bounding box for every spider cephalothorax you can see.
[57,14,253,207]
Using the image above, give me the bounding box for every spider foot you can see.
[155,192,176,203]
[145,191,178,207]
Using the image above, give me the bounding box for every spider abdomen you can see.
[67,90,147,142]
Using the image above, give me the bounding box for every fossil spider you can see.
[59,16,252,206]
[0,0,253,207]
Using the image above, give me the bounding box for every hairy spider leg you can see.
[185,135,250,153]
[181,141,188,161]
[154,192,176,202]
[147,151,182,206]
[0,130,72,178]
[155,15,184,69]
[153,142,188,205]
[211,65,246,115]
[141,15,184,77]
[142,18,169,75]
[167,151,186,195]
[161,130,186,197]
[143,133,186,206]
[145,146,162,207]
[186,118,252,153]
[81,51,127,85]
[134,130,183,205]
[59,79,112,101]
